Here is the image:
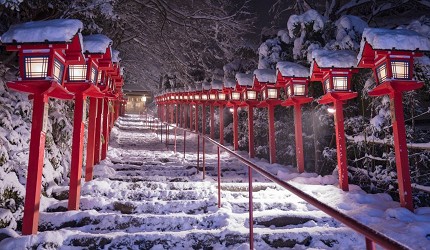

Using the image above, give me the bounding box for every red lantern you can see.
[1,19,82,235]
[277,61,312,173]
[357,28,430,211]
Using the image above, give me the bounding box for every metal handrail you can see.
[152,118,408,250]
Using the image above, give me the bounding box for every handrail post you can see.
[202,136,206,180]
[248,165,254,250]
[183,130,186,159]
[217,146,221,208]
[366,238,375,250]
[197,134,200,171]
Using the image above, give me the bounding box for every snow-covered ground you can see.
[0,114,429,249]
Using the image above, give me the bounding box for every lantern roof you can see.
[1,19,83,44]
[211,79,224,90]
[276,61,309,78]
[83,34,112,54]
[223,77,236,88]
[359,28,430,54]
[202,81,211,90]
[311,49,357,69]
[235,73,253,87]
[253,69,276,84]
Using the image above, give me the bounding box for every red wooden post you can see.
[390,90,413,210]
[210,104,215,139]
[85,97,98,181]
[190,105,193,130]
[197,134,200,169]
[248,105,255,158]
[268,104,276,164]
[219,105,224,145]
[68,95,85,210]
[22,94,49,235]
[333,100,349,191]
[202,104,206,135]
[233,105,239,151]
[183,130,186,158]
[94,98,103,164]
[195,104,198,132]
[174,127,177,153]
[294,104,305,173]
[366,237,376,250]
[101,98,109,160]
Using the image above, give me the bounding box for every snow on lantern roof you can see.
[276,61,310,78]
[202,81,211,90]
[211,79,223,90]
[1,19,83,44]
[83,34,112,54]
[360,28,430,54]
[253,69,276,83]
[224,78,236,88]
[235,73,253,86]
[112,50,121,63]
[312,49,357,69]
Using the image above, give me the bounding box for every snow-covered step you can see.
[38,210,229,233]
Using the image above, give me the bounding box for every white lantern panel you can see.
[210,93,216,100]
[332,76,348,91]
[69,65,87,81]
[91,67,98,83]
[218,93,226,100]
[376,63,387,83]
[202,94,208,100]
[293,84,306,96]
[247,90,257,100]
[24,56,49,78]
[231,92,241,100]
[53,59,64,83]
[267,88,278,99]
[391,61,409,79]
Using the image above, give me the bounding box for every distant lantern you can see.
[231,91,241,101]
[310,49,359,192]
[218,93,227,101]
[310,49,359,102]
[277,61,312,173]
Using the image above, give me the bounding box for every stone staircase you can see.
[0,115,362,249]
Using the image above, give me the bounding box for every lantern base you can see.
[227,101,246,107]
[281,97,313,107]
[368,80,423,97]
[257,99,282,108]
[65,83,105,98]
[7,81,73,100]
[318,92,357,105]
[243,100,260,106]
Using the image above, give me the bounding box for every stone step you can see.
[38,210,229,233]
[14,227,358,249]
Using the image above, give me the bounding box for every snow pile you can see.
[112,49,121,63]
[253,69,276,84]
[1,19,83,44]
[360,28,430,53]
[211,80,223,90]
[202,81,211,91]
[277,29,291,44]
[311,49,357,68]
[83,34,112,54]
[405,17,430,38]
[287,9,325,38]
[334,15,368,50]
[276,61,310,78]
[235,73,253,87]
[223,78,236,88]
[258,39,282,69]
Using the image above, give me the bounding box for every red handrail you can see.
[152,118,408,250]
